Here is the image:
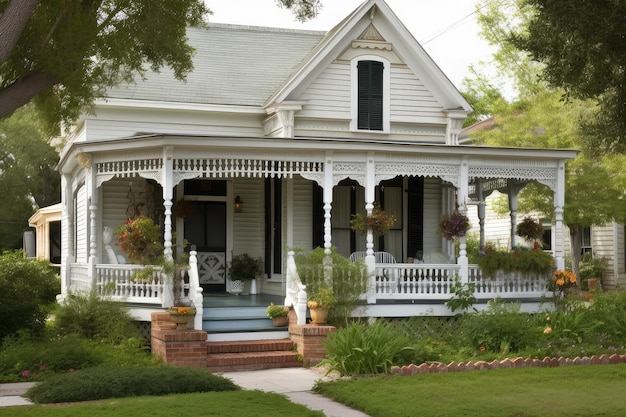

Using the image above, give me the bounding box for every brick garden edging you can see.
[391,354,626,376]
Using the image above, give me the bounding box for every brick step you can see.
[207,339,295,354]
[206,339,302,372]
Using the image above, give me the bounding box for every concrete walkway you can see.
[0,369,368,416]
[0,382,34,407]
[221,367,369,417]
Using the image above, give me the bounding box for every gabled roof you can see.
[105,24,325,107]
[105,0,470,112]
[266,0,471,112]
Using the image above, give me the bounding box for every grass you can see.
[314,363,626,417]
[0,391,324,416]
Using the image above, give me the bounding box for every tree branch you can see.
[0,0,40,64]
[0,71,60,120]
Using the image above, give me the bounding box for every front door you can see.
[185,201,227,293]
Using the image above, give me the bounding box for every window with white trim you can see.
[351,56,390,132]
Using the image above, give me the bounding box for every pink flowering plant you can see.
[115,216,163,264]
[438,211,471,240]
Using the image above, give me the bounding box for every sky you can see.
[207,0,495,91]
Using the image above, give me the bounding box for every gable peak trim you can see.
[353,23,392,51]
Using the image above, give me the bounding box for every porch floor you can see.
[202,294,284,308]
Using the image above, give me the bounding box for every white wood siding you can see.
[296,61,351,120]
[292,177,314,250]
[390,65,443,123]
[423,177,443,255]
[232,179,265,260]
[75,184,88,263]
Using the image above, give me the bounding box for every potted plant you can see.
[116,216,194,328]
[115,216,164,264]
[516,216,544,246]
[307,286,335,325]
[266,302,289,327]
[438,210,471,240]
[350,204,396,236]
[227,253,260,295]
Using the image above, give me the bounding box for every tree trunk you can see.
[568,224,582,289]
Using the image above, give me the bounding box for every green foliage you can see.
[586,291,626,346]
[0,106,60,249]
[445,276,476,313]
[25,365,238,404]
[0,334,157,383]
[294,247,368,327]
[513,0,626,155]
[276,0,322,22]
[228,253,261,281]
[52,291,143,345]
[578,252,608,290]
[516,215,543,242]
[0,1,210,133]
[266,303,288,318]
[542,309,603,346]
[477,246,553,279]
[0,250,60,341]
[461,299,541,354]
[321,321,412,376]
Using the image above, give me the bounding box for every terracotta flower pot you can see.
[168,306,196,330]
[310,307,329,325]
[272,316,289,327]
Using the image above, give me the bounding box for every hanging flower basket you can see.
[350,204,396,236]
[438,211,471,240]
[115,216,163,264]
[516,216,544,243]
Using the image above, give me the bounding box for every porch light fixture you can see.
[234,196,243,213]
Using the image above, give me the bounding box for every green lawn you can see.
[314,364,626,417]
[0,391,324,417]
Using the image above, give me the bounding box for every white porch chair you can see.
[349,251,396,264]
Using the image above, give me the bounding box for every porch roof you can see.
[59,133,579,174]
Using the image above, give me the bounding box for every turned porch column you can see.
[162,146,174,263]
[553,160,566,269]
[364,152,376,274]
[457,157,469,282]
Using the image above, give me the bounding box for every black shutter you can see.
[273,178,282,274]
[312,183,324,248]
[407,176,424,259]
[358,60,384,131]
[264,178,272,276]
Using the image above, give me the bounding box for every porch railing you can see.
[283,253,551,315]
[69,252,203,329]
[94,264,166,304]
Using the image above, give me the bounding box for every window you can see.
[357,60,384,130]
[581,226,592,254]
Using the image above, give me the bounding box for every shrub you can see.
[0,334,158,382]
[295,247,368,327]
[0,250,60,342]
[52,291,144,344]
[578,253,608,290]
[460,299,541,354]
[26,365,239,403]
[321,321,411,376]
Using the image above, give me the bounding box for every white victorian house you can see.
[57,0,576,333]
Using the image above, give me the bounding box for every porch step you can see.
[207,339,302,372]
[202,305,286,333]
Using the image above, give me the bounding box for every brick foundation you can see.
[151,312,209,368]
[289,322,336,366]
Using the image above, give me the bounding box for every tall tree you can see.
[0,105,60,249]
[0,1,210,134]
[512,0,626,155]
[467,0,626,282]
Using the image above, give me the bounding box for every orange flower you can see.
[556,278,565,286]
[544,327,552,334]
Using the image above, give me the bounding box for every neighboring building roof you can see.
[459,117,496,144]
[105,24,326,107]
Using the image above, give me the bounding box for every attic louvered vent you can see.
[358,60,384,131]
